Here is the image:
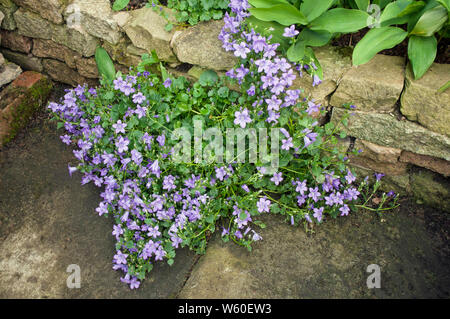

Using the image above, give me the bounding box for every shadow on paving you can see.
[0,90,197,298]
[179,201,450,298]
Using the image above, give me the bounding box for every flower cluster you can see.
[48,0,397,289]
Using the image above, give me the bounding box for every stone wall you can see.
[1,0,449,210]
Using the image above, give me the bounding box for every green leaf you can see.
[286,41,306,62]
[249,4,308,26]
[437,0,450,11]
[353,27,408,65]
[438,81,450,93]
[94,47,116,82]
[299,0,334,22]
[309,8,370,33]
[160,62,169,81]
[355,0,370,11]
[379,0,414,26]
[198,70,219,86]
[248,0,288,8]
[112,0,130,11]
[298,28,333,47]
[410,5,448,37]
[408,35,437,79]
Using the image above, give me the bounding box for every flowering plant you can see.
[49,0,397,289]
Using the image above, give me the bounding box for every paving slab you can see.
[179,203,450,299]
[0,94,197,298]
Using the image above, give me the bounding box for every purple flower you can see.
[313,207,324,222]
[340,204,350,216]
[270,172,283,185]
[115,136,129,153]
[157,134,165,147]
[233,42,250,59]
[132,92,146,104]
[68,165,77,177]
[283,25,299,38]
[234,109,252,128]
[374,172,385,181]
[113,120,127,134]
[257,197,271,213]
[281,137,293,151]
[345,170,356,184]
[312,74,322,87]
[60,135,71,145]
[241,184,250,193]
[308,187,321,202]
[295,180,308,195]
[215,166,227,181]
[163,78,172,88]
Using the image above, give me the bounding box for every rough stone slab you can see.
[32,38,80,69]
[1,49,43,72]
[12,0,65,24]
[0,8,4,25]
[0,116,199,298]
[400,151,450,177]
[0,0,18,30]
[410,169,450,212]
[102,39,142,68]
[331,107,450,161]
[123,7,177,63]
[0,52,4,66]
[0,62,22,87]
[75,57,98,79]
[330,54,405,112]
[64,0,121,45]
[172,19,237,71]
[0,30,32,53]
[400,63,450,137]
[14,8,98,57]
[353,140,402,164]
[42,59,86,86]
[349,155,409,176]
[179,208,450,298]
[292,46,352,106]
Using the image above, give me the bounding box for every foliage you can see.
[247,0,449,80]
[48,0,398,289]
[352,0,449,79]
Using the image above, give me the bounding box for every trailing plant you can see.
[48,0,398,289]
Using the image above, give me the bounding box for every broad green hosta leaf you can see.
[94,47,116,82]
[437,0,450,11]
[299,0,334,22]
[379,0,414,26]
[298,28,333,47]
[410,5,448,36]
[355,0,370,11]
[373,0,394,10]
[408,35,437,79]
[112,0,130,11]
[248,0,288,8]
[309,8,370,33]
[398,0,426,17]
[286,41,306,62]
[353,27,408,66]
[249,4,308,26]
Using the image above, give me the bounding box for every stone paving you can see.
[0,101,449,298]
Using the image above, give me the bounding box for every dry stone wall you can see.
[0,0,449,210]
